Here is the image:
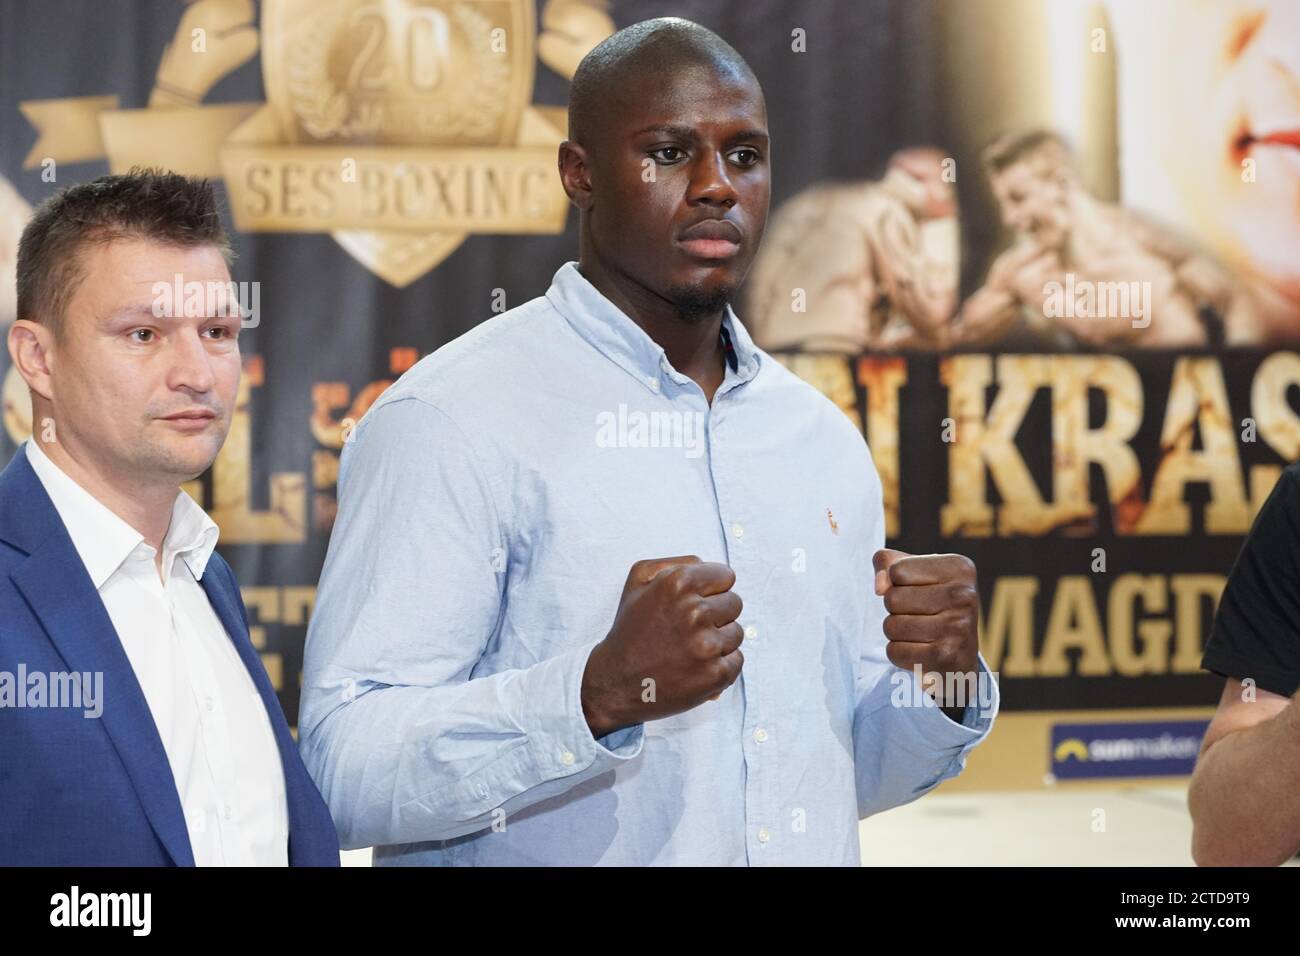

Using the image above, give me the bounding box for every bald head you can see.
[568,18,758,150]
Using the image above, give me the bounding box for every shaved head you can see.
[568,18,758,153]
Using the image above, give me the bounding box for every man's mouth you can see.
[159,409,217,431]
[677,219,742,261]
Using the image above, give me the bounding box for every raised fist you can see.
[582,556,744,737]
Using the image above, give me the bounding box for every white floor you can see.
[859,783,1204,866]
[337,783,1298,866]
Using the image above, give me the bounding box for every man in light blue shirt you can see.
[300,17,998,866]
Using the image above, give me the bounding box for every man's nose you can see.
[167,329,217,394]
[688,151,738,207]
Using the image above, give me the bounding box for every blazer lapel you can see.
[3,449,195,866]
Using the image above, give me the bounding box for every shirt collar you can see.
[545,260,762,394]
[24,438,220,588]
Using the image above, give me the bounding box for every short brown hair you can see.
[981,129,1072,175]
[15,168,233,338]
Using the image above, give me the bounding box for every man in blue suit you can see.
[0,170,338,866]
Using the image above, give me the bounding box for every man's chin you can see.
[666,280,734,323]
[142,433,223,482]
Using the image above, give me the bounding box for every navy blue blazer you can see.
[0,444,339,865]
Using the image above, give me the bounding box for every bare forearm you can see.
[955,287,1019,346]
[880,256,957,340]
[1189,697,1300,866]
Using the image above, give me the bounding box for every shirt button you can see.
[754,727,768,743]
[757,827,771,845]
[560,750,575,767]
[648,376,660,392]
[204,696,215,712]
[732,523,744,539]
[222,804,233,821]
[744,625,758,641]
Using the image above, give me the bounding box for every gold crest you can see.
[237,0,563,285]
[21,0,613,287]
[265,0,533,149]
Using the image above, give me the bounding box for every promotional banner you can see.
[2,0,1296,789]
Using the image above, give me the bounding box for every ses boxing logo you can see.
[19,0,615,287]
[1048,719,1209,780]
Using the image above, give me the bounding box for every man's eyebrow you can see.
[631,124,770,144]
[103,302,241,323]
[632,123,699,140]
[102,304,159,322]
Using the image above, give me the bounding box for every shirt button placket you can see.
[710,400,774,862]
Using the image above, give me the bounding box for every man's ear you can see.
[8,319,55,402]
[557,140,594,212]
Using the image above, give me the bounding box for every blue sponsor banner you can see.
[1049,720,1210,780]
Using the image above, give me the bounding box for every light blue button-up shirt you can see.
[299,260,998,866]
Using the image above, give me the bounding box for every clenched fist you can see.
[537,0,615,80]
[874,548,980,721]
[150,0,259,107]
[582,556,744,737]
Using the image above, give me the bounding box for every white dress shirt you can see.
[25,438,289,866]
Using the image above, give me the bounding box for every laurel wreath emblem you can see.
[286,2,511,143]
[286,10,349,140]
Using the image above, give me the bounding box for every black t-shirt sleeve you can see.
[1202,463,1300,697]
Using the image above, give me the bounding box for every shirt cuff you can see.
[899,652,999,753]
[527,640,645,781]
